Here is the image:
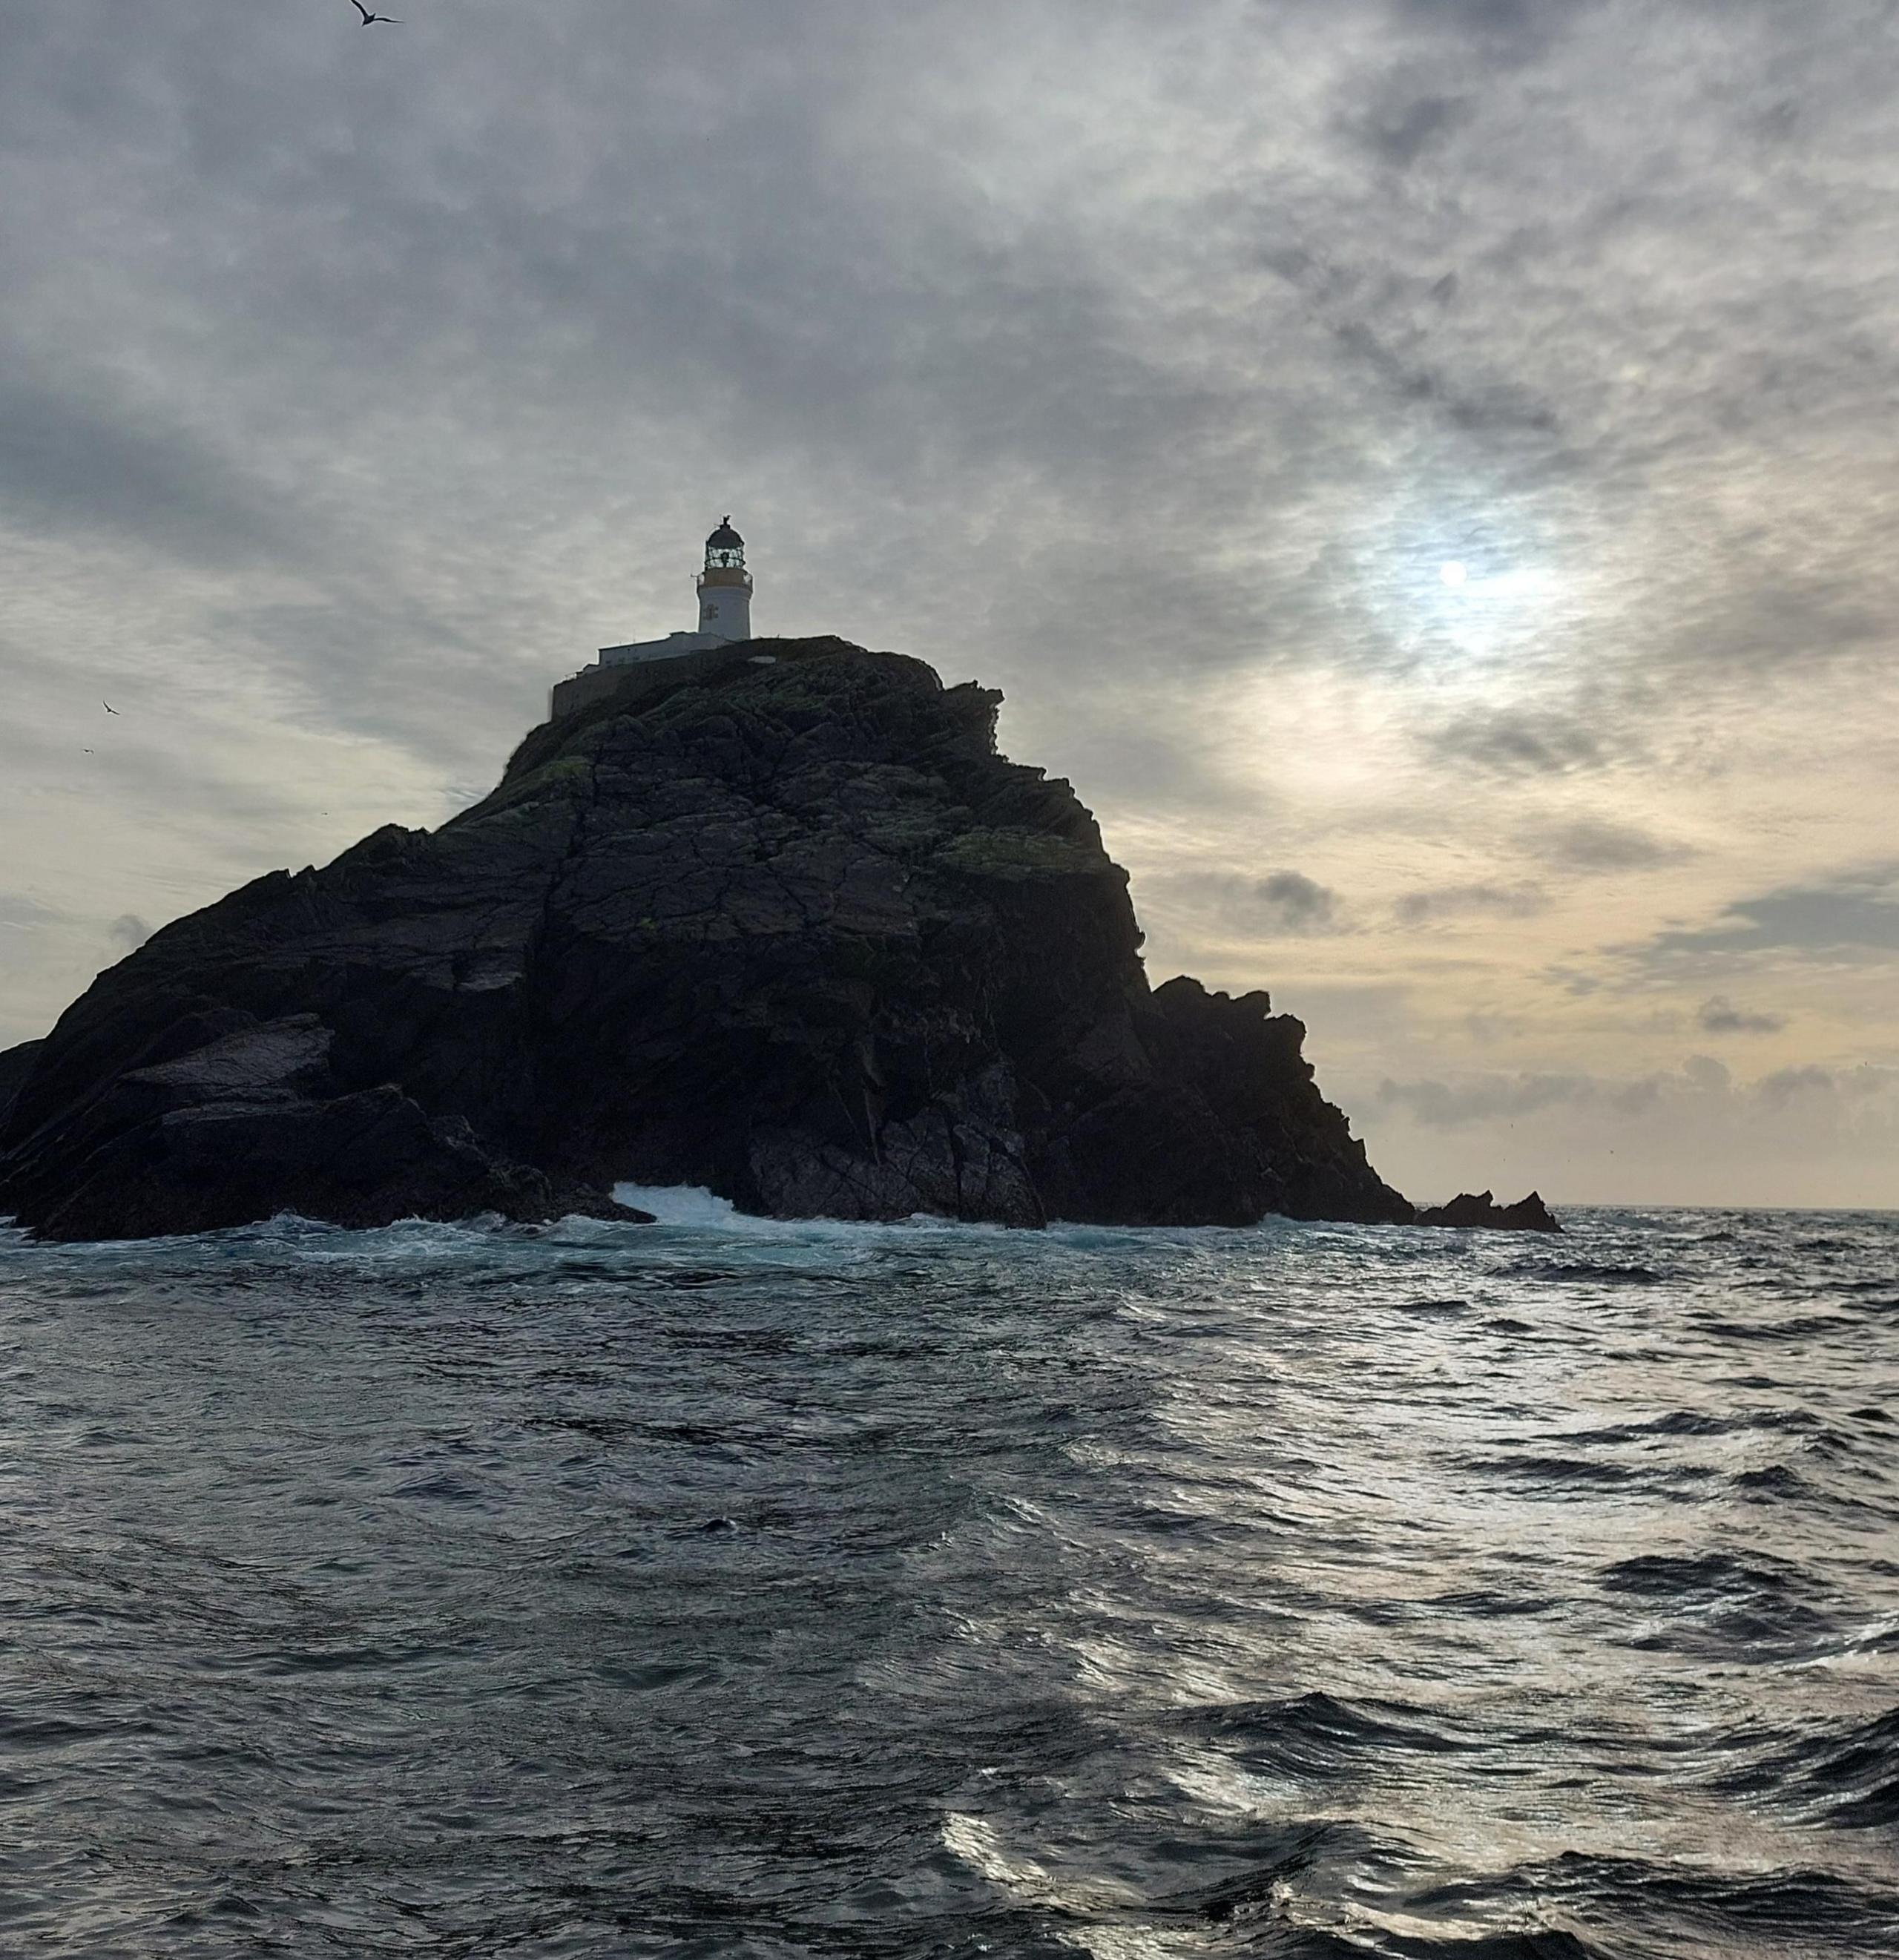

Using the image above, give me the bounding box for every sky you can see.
[3,0,1897,1209]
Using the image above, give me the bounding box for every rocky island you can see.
[0,638,1553,1240]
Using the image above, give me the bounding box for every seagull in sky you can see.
[102,701,119,714]
[349,1,403,23]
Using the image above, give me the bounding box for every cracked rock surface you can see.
[0,639,1415,1240]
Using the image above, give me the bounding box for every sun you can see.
[1440,561,1469,588]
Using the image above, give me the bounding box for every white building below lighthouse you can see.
[550,519,766,720]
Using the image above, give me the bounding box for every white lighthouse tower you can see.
[696,517,753,643]
[552,518,766,717]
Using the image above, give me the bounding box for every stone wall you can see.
[548,641,766,720]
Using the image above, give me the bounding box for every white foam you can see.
[940,1813,1177,1955]
[612,1182,934,1251]
[611,1183,1018,1243]
[613,1183,753,1229]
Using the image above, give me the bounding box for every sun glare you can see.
[1440,561,1469,588]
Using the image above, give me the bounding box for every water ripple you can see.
[0,1201,1895,1954]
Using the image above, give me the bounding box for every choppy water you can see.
[0,1195,1895,1959]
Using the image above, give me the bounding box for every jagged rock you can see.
[0,638,1415,1240]
[1415,1189,1561,1233]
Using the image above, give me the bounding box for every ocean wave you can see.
[1597,1548,1850,1659]
[1554,1404,1823,1447]
[1716,1705,1899,1829]
[1696,1311,1873,1341]
[1467,1452,1708,1493]
[1,1202,1895,1955]
[1498,1260,1667,1284]
[1175,1691,1492,1774]
[1384,1853,1899,1957]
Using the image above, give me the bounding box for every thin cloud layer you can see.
[1395,882,1547,924]
[1,0,1896,1203]
[1369,1056,1899,1207]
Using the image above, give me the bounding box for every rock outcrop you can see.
[1415,1190,1561,1233]
[1,638,1424,1240]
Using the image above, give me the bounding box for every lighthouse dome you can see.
[705,518,744,553]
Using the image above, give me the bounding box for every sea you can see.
[0,1194,1894,1959]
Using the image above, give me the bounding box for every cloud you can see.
[0,898,62,939]
[1758,1063,1837,1106]
[107,915,151,956]
[1424,714,1605,777]
[1463,1010,1526,1045]
[1156,869,1346,936]
[0,366,289,569]
[1343,85,1475,169]
[1377,1070,1661,1128]
[1696,994,1786,1035]
[1254,870,1341,933]
[1360,1053,1899,1206]
[1648,866,1899,961]
[1531,820,1688,872]
[1395,881,1547,924]
[1376,1056,1898,1131]
[1389,0,1593,50]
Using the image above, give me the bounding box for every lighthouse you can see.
[590,519,758,671]
[697,517,753,643]
[551,518,769,717]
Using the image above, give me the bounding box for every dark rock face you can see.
[0,1013,646,1241]
[1415,1190,1561,1233]
[0,1039,42,1132]
[0,639,1415,1240]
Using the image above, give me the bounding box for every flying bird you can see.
[349,1,403,22]
[102,702,119,714]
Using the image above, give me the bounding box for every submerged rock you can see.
[1415,1190,1562,1233]
[1,639,1420,1240]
